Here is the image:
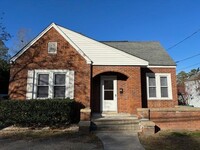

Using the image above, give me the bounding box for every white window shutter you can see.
[26,70,34,99]
[68,70,74,99]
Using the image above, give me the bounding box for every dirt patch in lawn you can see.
[139,130,200,150]
[0,129,103,150]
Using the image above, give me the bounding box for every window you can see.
[26,70,74,99]
[36,72,66,98]
[148,76,156,98]
[146,73,172,99]
[160,76,168,97]
[104,80,114,100]
[30,70,75,99]
[53,74,66,98]
[37,74,49,98]
[48,42,57,54]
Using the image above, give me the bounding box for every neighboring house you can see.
[9,23,177,114]
[185,73,200,107]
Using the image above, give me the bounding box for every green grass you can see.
[139,130,200,150]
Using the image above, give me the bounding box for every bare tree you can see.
[0,13,11,96]
[11,28,32,54]
[0,13,11,61]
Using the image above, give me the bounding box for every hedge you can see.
[0,99,83,129]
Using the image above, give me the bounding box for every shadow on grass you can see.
[0,131,103,150]
[139,131,200,150]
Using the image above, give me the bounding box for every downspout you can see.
[90,61,93,113]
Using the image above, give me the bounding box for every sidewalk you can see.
[96,131,145,150]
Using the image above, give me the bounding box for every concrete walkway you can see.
[96,132,145,150]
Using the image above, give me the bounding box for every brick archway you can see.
[93,68,129,78]
[91,65,142,114]
[91,71,129,113]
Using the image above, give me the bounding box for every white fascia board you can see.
[147,66,176,68]
[10,23,92,64]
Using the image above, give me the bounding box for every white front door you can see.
[101,76,117,112]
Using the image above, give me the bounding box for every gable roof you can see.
[102,41,176,66]
[10,23,92,64]
[10,23,148,66]
[57,25,148,66]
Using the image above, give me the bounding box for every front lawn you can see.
[139,130,200,150]
[0,130,103,150]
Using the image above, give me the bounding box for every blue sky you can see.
[1,0,200,73]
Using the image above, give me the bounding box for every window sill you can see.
[35,97,50,100]
[148,98,173,100]
[48,52,57,54]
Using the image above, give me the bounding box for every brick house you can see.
[9,23,177,115]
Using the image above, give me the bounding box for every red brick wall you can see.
[92,66,142,114]
[150,107,200,130]
[137,107,200,131]
[9,27,91,107]
[141,68,178,108]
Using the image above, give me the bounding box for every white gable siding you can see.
[57,25,148,66]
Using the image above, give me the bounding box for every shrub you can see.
[0,99,83,129]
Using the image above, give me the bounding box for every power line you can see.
[177,62,200,72]
[167,28,200,51]
[176,52,200,63]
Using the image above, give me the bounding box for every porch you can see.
[91,67,143,114]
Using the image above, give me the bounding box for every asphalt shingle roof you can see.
[102,41,176,66]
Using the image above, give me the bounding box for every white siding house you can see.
[185,74,200,107]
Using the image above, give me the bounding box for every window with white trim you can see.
[48,42,57,54]
[148,76,156,98]
[53,74,66,98]
[27,70,74,99]
[146,73,172,100]
[160,76,168,97]
[36,72,66,98]
[37,74,49,98]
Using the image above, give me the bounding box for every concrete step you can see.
[91,113,141,132]
[91,123,141,133]
[95,124,140,131]
[92,119,139,126]
[92,113,138,118]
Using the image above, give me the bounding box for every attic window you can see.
[48,42,57,54]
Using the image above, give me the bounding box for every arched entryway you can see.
[92,71,128,113]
